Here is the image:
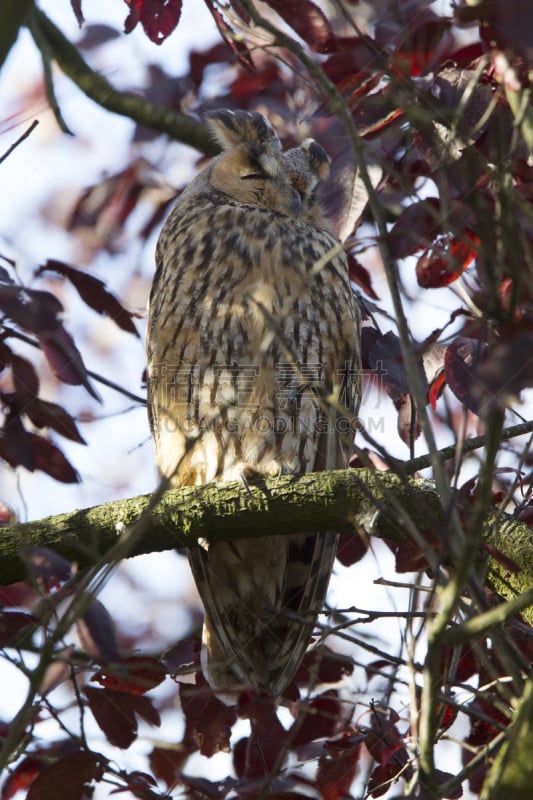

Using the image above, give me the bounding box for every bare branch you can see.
[27,7,219,155]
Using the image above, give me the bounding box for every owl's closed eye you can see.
[206,109,330,222]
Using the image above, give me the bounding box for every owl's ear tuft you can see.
[301,139,330,180]
[206,109,281,150]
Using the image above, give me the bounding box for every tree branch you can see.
[2,468,532,622]
[27,6,219,155]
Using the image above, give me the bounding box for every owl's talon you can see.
[240,473,252,493]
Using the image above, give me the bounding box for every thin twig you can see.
[402,418,533,474]
[0,119,39,164]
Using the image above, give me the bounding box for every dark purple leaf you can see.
[30,433,80,483]
[26,398,86,444]
[149,746,188,790]
[368,762,403,797]
[70,0,84,26]
[473,329,533,415]
[368,330,429,397]
[295,645,354,686]
[234,693,288,778]
[336,531,368,566]
[26,751,104,800]
[85,686,160,749]
[347,252,379,299]
[176,774,239,799]
[0,611,38,648]
[11,354,39,406]
[37,260,139,337]
[444,337,485,414]
[179,673,237,757]
[290,691,342,746]
[0,413,34,471]
[388,198,441,258]
[77,24,120,49]
[0,285,63,333]
[92,655,167,694]
[37,326,100,401]
[20,546,72,591]
[77,599,119,664]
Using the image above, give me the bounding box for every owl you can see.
[147,109,361,698]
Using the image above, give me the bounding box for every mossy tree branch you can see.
[2,467,533,622]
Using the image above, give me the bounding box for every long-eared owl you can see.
[147,109,361,698]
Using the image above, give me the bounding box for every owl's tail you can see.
[188,531,338,699]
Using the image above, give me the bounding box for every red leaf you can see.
[323,36,382,87]
[465,697,509,747]
[85,686,160,749]
[440,643,477,684]
[291,691,342,746]
[234,694,288,778]
[347,253,378,299]
[37,260,139,337]
[77,599,120,664]
[368,762,402,797]
[444,337,484,414]
[393,15,453,76]
[364,705,409,770]
[1,757,42,799]
[428,371,446,409]
[316,752,357,800]
[336,531,368,566]
[26,751,104,800]
[437,701,458,734]
[387,527,442,573]
[295,645,354,686]
[388,198,441,258]
[149,745,188,788]
[30,433,80,483]
[92,655,167,694]
[265,0,335,53]
[230,63,280,98]
[178,674,236,757]
[416,231,479,288]
[203,0,255,71]
[124,0,182,44]
[0,611,38,648]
